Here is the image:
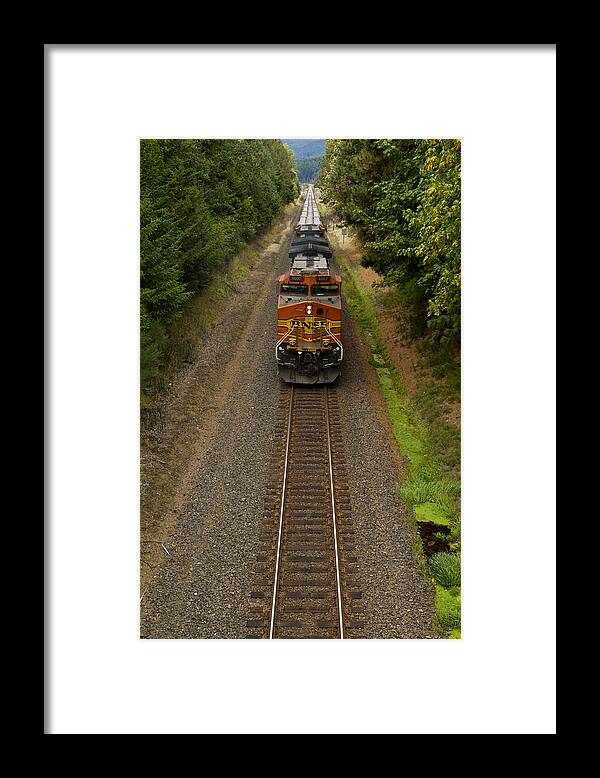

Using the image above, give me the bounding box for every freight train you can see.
[276,185,343,384]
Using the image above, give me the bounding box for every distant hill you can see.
[296,156,324,184]
[282,139,326,161]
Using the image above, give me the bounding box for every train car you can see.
[276,186,343,384]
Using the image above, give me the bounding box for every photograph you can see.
[139,138,462,639]
[47,44,555,733]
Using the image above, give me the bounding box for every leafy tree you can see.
[320,139,461,344]
[408,140,461,343]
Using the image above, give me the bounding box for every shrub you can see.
[398,476,460,510]
[140,321,167,393]
[429,552,461,587]
[435,585,461,632]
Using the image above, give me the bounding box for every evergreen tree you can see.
[140,139,298,390]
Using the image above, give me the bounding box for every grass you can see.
[378,283,429,339]
[413,377,461,477]
[414,502,450,526]
[429,552,461,588]
[399,477,459,515]
[378,283,461,477]
[435,584,461,634]
[336,249,461,638]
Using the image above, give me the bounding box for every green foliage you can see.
[338,247,462,636]
[338,257,430,479]
[435,585,461,632]
[320,139,461,345]
[429,552,461,587]
[283,145,301,200]
[140,139,298,394]
[398,476,460,509]
[408,141,461,325]
[297,155,324,183]
[414,502,450,526]
[140,321,167,390]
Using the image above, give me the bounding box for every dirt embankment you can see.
[329,224,460,430]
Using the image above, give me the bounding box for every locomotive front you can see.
[276,186,343,384]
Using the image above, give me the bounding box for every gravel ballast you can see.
[141,207,439,639]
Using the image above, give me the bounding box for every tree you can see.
[320,138,461,344]
[140,139,298,390]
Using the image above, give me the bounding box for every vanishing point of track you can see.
[246,384,365,638]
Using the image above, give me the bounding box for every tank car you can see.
[275,185,343,384]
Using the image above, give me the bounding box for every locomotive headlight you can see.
[306,305,312,315]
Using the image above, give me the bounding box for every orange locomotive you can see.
[276,185,343,384]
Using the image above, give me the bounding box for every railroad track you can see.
[246,385,365,638]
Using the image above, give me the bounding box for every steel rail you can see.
[267,188,344,639]
[268,385,344,640]
[325,386,344,639]
[268,385,294,639]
